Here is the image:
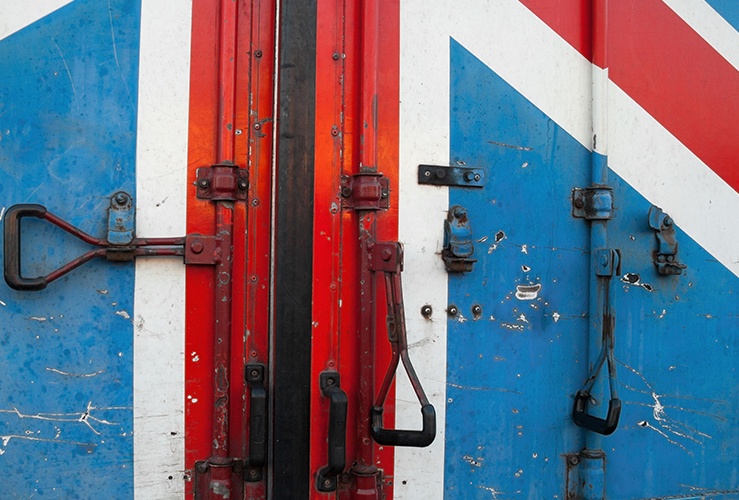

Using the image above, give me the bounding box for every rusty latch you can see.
[196,163,249,201]
[340,173,390,211]
[648,205,687,276]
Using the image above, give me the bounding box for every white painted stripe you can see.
[607,82,739,278]
[397,1,592,497]
[663,0,739,71]
[0,0,73,41]
[133,0,192,497]
[397,1,450,496]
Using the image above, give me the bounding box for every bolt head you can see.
[381,248,393,261]
[664,217,673,227]
[568,455,580,466]
[190,240,204,254]
[435,168,446,179]
[574,199,585,209]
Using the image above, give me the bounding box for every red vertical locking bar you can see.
[208,0,239,497]
[352,0,381,496]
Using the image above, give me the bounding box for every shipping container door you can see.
[393,1,739,499]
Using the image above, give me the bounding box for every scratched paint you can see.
[0,0,140,496]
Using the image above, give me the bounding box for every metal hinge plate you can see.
[572,186,613,220]
[417,164,485,188]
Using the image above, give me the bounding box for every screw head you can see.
[254,122,261,130]
[331,128,339,137]
[574,198,584,209]
[113,192,129,206]
[250,369,259,378]
[198,179,210,188]
[254,50,263,58]
[341,186,352,198]
[424,170,431,178]
[568,455,580,466]
[238,180,248,190]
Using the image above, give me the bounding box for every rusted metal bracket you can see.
[417,164,485,188]
[572,186,613,220]
[185,235,221,265]
[340,173,390,211]
[648,205,687,275]
[593,248,620,277]
[196,163,249,201]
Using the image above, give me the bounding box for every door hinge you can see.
[340,173,390,211]
[572,186,613,220]
[196,163,249,201]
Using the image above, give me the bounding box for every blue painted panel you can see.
[604,172,739,498]
[0,0,140,497]
[445,38,739,500]
[705,0,739,31]
[445,39,590,498]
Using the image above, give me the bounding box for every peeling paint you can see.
[515,284,541,300]
[115,310,130,319]
[620,273,654,292]
[28,316,48,322]
[462,454,483,467]
[552,312,561,322]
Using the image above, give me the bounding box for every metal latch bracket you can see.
[648,205,687,275]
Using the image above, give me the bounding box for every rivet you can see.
[252,199,260,206]
[420,305,433,319]
[332,52,340,60]
[331,127,339,137]
[381,248,392,261]
[238,180,248,190]
[254,50,263,58]
[447,305,458,317]
[198,179,210,188]
[254,122,261,130]
[472,304,482,316]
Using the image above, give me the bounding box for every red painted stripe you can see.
[521,0,739,193]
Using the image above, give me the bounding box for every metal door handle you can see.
[316,372,347,492]
[371,403,435,447]
[369,242,436,448]
[573,392,621,436]
[3,201,192,291]
[245,364,267,481]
